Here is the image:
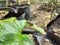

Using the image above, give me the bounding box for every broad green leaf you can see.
[0,17,46,45]
[0,17,34,45]
[0,34,34,45]
[1,17,16,22]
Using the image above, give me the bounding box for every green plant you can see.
[0,17,46,45]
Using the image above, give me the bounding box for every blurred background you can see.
[0,0,60,28]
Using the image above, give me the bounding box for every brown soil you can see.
[30,4,59,45]
[30,4,51,28]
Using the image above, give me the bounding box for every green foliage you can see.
[0,17,34,45]
[40,0,50,4]
[57,2,60,7]
[0,17,46,45]
[26,22,46,35]
[30,0,40,4]
[32,24,46,35]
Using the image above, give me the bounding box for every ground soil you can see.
[30,4,51,28]
[30,4,59,45]
[0,3,59,45]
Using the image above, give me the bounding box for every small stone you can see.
[45,39,49,42]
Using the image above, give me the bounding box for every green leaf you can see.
[26,22,46,35]
[0,34,34,45]
[0,17,34,45]
[32,24,46,35]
